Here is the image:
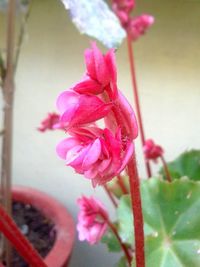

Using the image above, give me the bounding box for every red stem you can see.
[101,213,132,266]
[117,175,128,194]
[160,156,172,182]
[0,204,47,267]
[103,185,118,208]
[127,35,152,178]
[127,154,145,267]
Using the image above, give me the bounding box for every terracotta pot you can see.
[6,186,75,267]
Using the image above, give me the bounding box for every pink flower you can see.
[56,43,138,186]
[143,139,164,162]
[112,1,154,42]
[56,127,134,186]
[112,0,135,14]
[127,14,155,41]
[77,196,108,245]
[57,90,112,130]
[37,112,62,132]
[82,43,117,98]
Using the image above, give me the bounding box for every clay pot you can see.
[7,186,75,267]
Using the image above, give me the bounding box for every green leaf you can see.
[160,150,200,181]
[117,195,133,245]
[118,178,200,267]
[101,228,121,252]
[115,257,128,267]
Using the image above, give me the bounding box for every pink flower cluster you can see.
[77,196,108,245]
[112,0,154,41]
[56,43,138,186]
[37,112,63,132]
[143,139,164,162]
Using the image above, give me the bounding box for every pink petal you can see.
[56,90,79,114]
[84,168,98,180]
[92,42,110,85]
[56,138,80,159]
[84,48,96,80]
[82,139,102,169]
[73,78,103,95]
[65,145,85,166]
[117,142,134,174]
[117,91,138,139]
[60,94,112,128]
[104,49,117,84]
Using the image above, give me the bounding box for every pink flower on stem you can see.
[37,112,63,132]
[112,0,135,14]
[56,127,134,187]
[143,139,164,162]
[77,196,108,245]
[56,43,138,186]
[112,1,154,41]
[127,14,154,41]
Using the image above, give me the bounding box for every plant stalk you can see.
[104,185,118,208]
[0,203,47,267]
[127,154,145,267]
[101,213,132,266]
[126,35,152,178]
[117,175,128,194]
[1,0,16,265]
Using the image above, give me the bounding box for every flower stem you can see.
[127,35,152,178]
[127,154,145,267]
[0,203,47,267]
[104,185,118,208]
[160,156,172,182]
[117,175,128,194]
[101,213,132,266]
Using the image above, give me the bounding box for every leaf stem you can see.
[101,213,132,266]
[160,155,172,182]
[104,185,118,208]
[126,35,152,178]
[127,154,145,267]
[117,175,129,194]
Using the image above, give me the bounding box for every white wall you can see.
[1,0,200,266]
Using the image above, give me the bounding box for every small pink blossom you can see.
[112,1,154,41]
[56,127,134,187]
[112,0,135,14]
[143,139,164,162]
[127,14,155,41]
[77,196,108,245]
[37,112,62,132]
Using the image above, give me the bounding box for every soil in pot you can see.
[2,201,56,267]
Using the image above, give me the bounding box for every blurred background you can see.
[0,0,200,266]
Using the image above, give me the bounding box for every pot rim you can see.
[11,185,75,267]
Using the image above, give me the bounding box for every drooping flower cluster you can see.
[37,112,64,132]
[112,0,154,41]
[56,43,138,186]
[77,196,108,245]
[143,139,164,162]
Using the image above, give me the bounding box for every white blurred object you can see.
[60,0,125,48]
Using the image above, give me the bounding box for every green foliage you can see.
[101,228,121,252]
[115,257,128,267]
[117,178,200,267]
[160,150,200,181]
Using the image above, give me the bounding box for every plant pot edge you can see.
[1,185,75,267]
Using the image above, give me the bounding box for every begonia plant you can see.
[0,0,200,267]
